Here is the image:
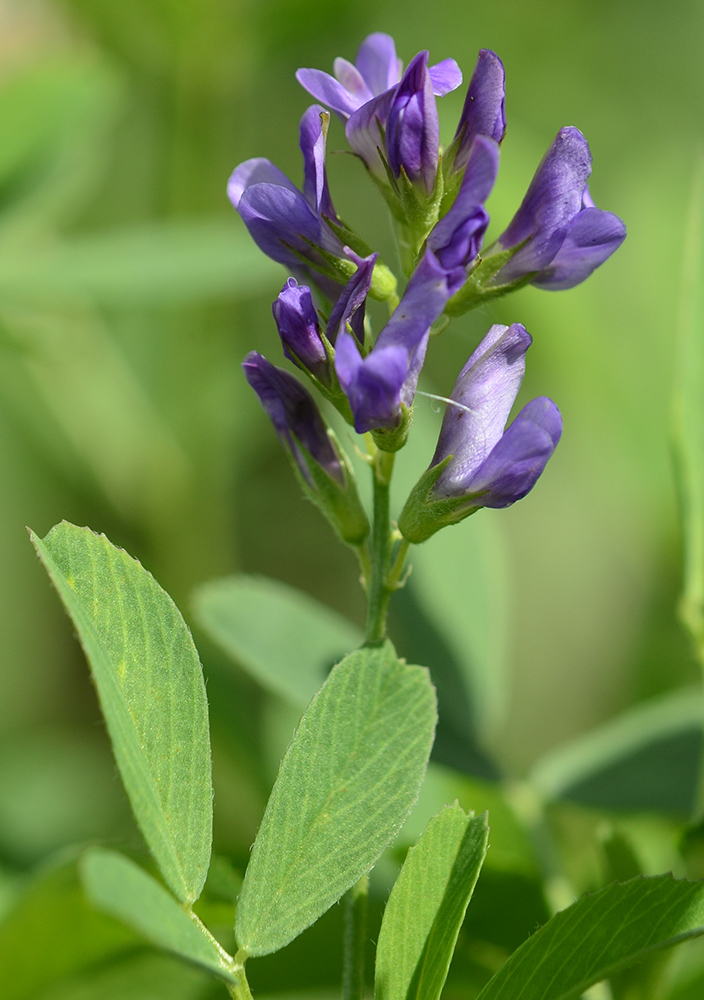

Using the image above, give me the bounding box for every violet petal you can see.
[428,57,463,96]
[326,252,376,345]
[464,396,562,506]
[532,207,627,290]
[428,135,499,268]
[355,32,402,95]
[295,68,361,119]
[243,351,343,485]
[497,126,592,279]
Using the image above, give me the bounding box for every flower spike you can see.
[398,324,562,542]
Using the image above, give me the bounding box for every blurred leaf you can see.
[529,686,702,813]
[391,404,510,745]
[0,856,136,1000]
[0,725,131,865]
[81,849,238,984]
[31,522,213,904]
[0,59,121,241]
[34,951,212,1000]
[375,804,488,1000]
[235,641,437,957]
[406,513,510,746]
[673,150,704,659]
[0,308,190,529]
[476,875,704,1000]
[192,574,363,707]
[0,219,279,308]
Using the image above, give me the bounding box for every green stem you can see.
[365,449,395,643]
[342,875,368,1000]
[227,971,254,1000]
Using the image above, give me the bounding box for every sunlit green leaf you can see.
[529,685,702,813]
[31,522,212,904]
[192,574,363,707]
[81,849,238,984]
[0,856,136,1000]
[475,875,704,1000]
[235,640,437,957]
[375,803,488,1000]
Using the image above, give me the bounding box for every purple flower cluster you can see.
[232,32,625,541]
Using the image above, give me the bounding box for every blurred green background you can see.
[0,0,702,992]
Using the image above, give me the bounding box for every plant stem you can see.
[365,449,396,643]
[342,875,368,1000]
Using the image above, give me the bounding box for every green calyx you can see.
[371,404,413,453]
[324,217,398,303]
[445,241,535,317]
[291,430,370,547]
[397,457,484,543]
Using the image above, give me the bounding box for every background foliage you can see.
[0,0,703,997]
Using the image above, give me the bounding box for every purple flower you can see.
[272,253,376,386]
[243,351,344,486]
[446,49,506,177]
[243,352,370,544]
[334,250,465,436]
[296,32,460,122]
[385,51,439,193]
[228,106,349,298]
[297,33,461,183]
[431,323,561,499]
[428,134,499,269]
[399,324,561,541]
[490,127,626,290]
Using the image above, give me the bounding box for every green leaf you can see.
[375,804,488,1000]
[408,516,510,744]
[0,856,137,1000]
[475,874,704,1000]
[0,219,279,308]
[529,685,702,813]
[673,150,704,658]
[80,849,238,984]
[34,952,212,1000]
[235,640,437,957]
[192,574,363,708]
[30,522,212,904]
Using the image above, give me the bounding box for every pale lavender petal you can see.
[355,32,401,95]
[428,135,499,268]
[333,57,373,105]
[299,105,338,221]
[335,332,408,433]
[243,351,344,485]
[386,51,439,192]
[295,68,361,119]
[452,49,506,174]
[497,127,592,279]
[227,157,298,208]
[428,57,462,96]
[326,252,376,345]
[463,397,562,506]
[346,89,396,175]
[431,323,531,492]
[533,208,626,290]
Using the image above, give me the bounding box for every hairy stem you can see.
[365,449,396,642]
[342,875,369,1000]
